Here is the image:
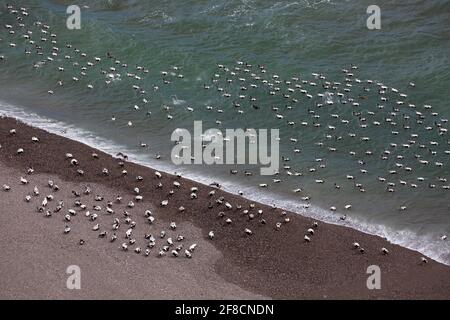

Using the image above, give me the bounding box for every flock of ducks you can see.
[0,3,448,252]
[3,132,202,259]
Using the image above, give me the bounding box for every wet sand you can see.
[0,116,449,299]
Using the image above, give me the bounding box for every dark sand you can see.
[0,116,449,299]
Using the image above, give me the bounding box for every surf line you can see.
[175,304,209,317]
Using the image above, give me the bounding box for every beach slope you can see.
[0,116,449,299]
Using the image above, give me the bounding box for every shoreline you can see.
[1,102,448,266]
[1,115,450,299]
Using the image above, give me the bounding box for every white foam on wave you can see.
[1,101,449,265]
